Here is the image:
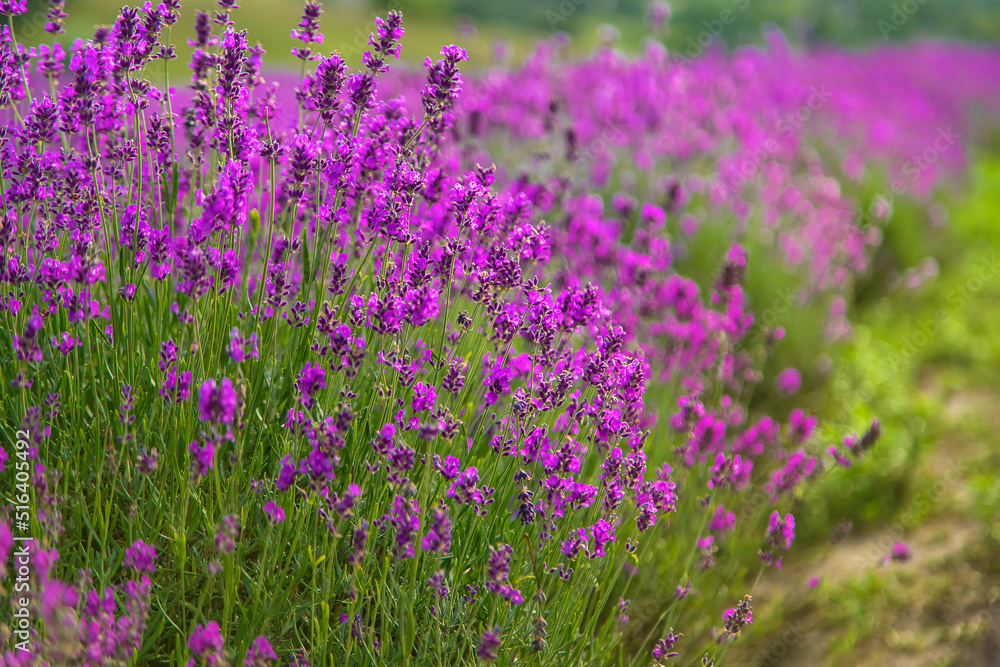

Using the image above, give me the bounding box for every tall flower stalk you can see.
[0,1,995,665]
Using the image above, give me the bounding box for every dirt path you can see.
[725,380,1000,667]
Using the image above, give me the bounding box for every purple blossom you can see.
[765,451,819,500]
[562,520,616,559]
[435,454,462,479]
[723,595,754,636]
[290,0,323,60]
[446,467,492,514]
[477,628,501,662]
[708,506,736,533]
[13,312,43,362]
[887,541,912,563]
[296,362,326,409]
[390,494,420,559]
[123,539,158,573]
[421,504,452,553]
[845,419,882,457]
[189,440,216,479]
[348,523,368,566]
[708,453,751,491]
[263,501,286,524]
[776,367,802,394]
[485,543,523,605]
[335,484,362,518]
[0,1,26,16]
[651,630,681,661]
[411,382,436,412]
[789,408,818,442]
[276,455,299,491]
[188,621,225,660]
[421,44,469,135]
[139,448,159,475]
[215,514,240,555]
[362,11,404,73]
[199,377,239,424]
[161,367,193,404]
[760,512,795,569]
[229,328,259,363]
[244,636,278,667]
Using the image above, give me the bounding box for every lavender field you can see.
[1,1,1000,665]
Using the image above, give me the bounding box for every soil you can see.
[724,382,1000,667]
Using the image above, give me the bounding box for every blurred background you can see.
[13,0,1000,665]
[12,0,1000,73]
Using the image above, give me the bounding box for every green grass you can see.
[727,152,1000,665]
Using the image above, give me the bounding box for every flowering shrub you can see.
[0,1,996,665]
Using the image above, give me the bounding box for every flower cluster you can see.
[2,0,996,664]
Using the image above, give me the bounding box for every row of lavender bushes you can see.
[1,0,998,665]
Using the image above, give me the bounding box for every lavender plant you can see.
[2,1,994,666]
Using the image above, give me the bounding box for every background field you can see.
[10,0,1000,664]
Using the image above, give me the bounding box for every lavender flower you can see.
[886,541,912,563]
[189,440,216,479]
[775,367,802,395]
[244,636,278,667]
[0,1,26,16]
[263,501,286,524]
[477,627,501,662]
[188,621,225,663]
[215,514,240,555]
[652,629,681,662]
[421,44,468,135]
[411,381,436,412]
[390,494,420,559]
[723,595,754,636]
[362,11,404,73]
[199,378,239,424]
[296,362,326,409]
[123,540,158,573]
[421,504,452,553]
[290,0,323,61]
[760,511,795,569]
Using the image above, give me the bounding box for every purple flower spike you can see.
[291,0,324,61]
[776,367,802,395]
[296,362,327,409]
[123,539,158,573]
[390,494,420,559]
[411,381,436,412]
[477,627,501,662]
[760,511,795,569]
[263,501,286,524]
[0,1,26,16]
[887,541,912,563]
[244,636,278,667]
[188,621,225,660]
[199,377,239,424]
[189,440,216,479]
